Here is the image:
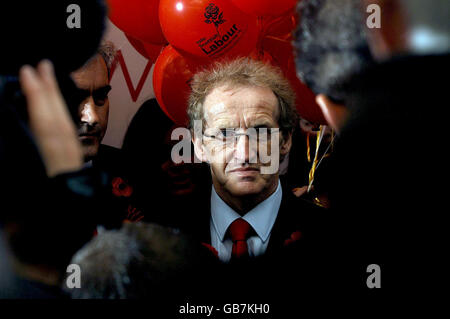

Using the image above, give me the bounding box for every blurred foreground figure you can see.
[295,0,449,295]
[0,1,107,298]
[65,222,215,299]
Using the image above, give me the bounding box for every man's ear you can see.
[316,94,348,133]
[280,131,293,156]
[192,135,206,163]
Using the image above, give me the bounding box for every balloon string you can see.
[308,126,325,192]
[310,131,334,208]
[255,16,266,58]
[257,13,297,58]
[263,35,292,44]
[261,15,285,35]
[306,132,311,163]
[314,129,335,170]
[308,127,335,193]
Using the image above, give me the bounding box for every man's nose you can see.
[80,98,99,125]
[234,134,257,164]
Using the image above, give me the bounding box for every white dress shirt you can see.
[210,180,282,263]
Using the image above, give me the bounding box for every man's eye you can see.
[92,85,112,106]
[220,129,234,138]
[256,128,271,135]
[93,94,108,106]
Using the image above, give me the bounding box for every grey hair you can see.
[294,0,375,102]
[97,40,117,76]
[187,57,297,135]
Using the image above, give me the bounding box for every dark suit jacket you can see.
[92,144,144,228]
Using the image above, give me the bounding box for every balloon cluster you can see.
[107,0,326,125]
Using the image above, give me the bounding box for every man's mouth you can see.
[228,167,260,176]
[79,132,100,138]
[78,132,100,143]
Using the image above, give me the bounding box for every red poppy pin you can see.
[111,177,133,198]
[284,231,302,246]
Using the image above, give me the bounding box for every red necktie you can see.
[228,218,252,259]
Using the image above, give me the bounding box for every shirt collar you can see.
[83,160,93,169]
[210,180,282,243]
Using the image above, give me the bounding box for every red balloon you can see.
[249,48,275,65]
[125,34,164,63]
[288,66,327,125]
[230,0,297,17]
[263,11,298,40]
[159,0,259,60]
[261,37,293,72]
[143,43,165,63]
[108,0,167,44]
[153,45,201,126]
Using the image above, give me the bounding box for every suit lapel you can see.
[266,191,319,255]
[265,192,294,255]
[186,185,212,245]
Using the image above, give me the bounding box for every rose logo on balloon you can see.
[195,3,243,57]
[204,4,226,36]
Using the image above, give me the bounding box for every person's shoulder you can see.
[278,188,329,240]
[98,144,121,158]
[94,144,123,172]
[281,188,327,216]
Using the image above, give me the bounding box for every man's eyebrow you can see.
[92,85,112,95]
[78,85,111,95]
[250,121,274,129]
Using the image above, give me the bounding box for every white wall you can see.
[101,19,156,149]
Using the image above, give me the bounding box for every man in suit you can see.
[71,42,142,227]
[187,58,322,264]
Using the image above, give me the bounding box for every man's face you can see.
[71,55,110,161]
[195,85,292,199]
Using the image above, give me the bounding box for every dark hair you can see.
[294,0,375,103]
